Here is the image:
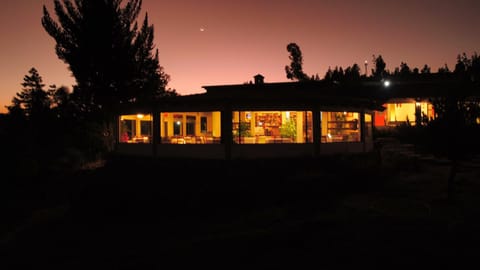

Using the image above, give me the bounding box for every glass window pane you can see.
[232,110,312,144]
[160,112,221,144]
[322,111,360,143]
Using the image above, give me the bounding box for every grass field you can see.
[2,152,480,268]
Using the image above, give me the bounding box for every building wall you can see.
[116,109,375,159]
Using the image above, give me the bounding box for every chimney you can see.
[254,74,264,84]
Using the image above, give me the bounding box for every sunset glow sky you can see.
[1,0,480,113]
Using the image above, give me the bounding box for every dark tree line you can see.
[285,43,479,84]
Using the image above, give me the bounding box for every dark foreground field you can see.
[2,152,480,269]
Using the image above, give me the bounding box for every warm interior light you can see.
[137,114,144,119]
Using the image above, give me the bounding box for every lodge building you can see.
[115,74,478,159]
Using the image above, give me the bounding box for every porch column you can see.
[360,111,366,152]
[221,105,233,160]
[312,108,321,157]
[152,108,160,157]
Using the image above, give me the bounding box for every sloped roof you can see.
[173,80,385,111]
[119,75,480,113]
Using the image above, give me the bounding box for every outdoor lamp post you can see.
[364,60,368,77]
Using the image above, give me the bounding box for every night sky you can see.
[1,0,479,112]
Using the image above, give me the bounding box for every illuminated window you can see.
[173,115,183,136]
[140,120,151,137]
[160,112,221,144]
[322,111,360,143]
[186,116,196,136]
[200,117,207,133]
[119,114,152,143]
[232,110,313,144]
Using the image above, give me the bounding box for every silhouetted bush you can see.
[382,120,480,160]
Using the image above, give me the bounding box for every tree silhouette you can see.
[470,52,480,82]
[8,67,50,120]
[372,54,386,79]
[331,66,344,82]
[438,63,450,73]
[454,53,469,78]
[421,64,431,74]
[41,0,176,154]
[5,68,64,162]
[310,73,321,81]
[131,13,174,103]
[398,61,411,77]
[324,67,333,81]
[285,42,309,81]
[454,52,480,82]
[344,63,361,81]
[41,0,173,115]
